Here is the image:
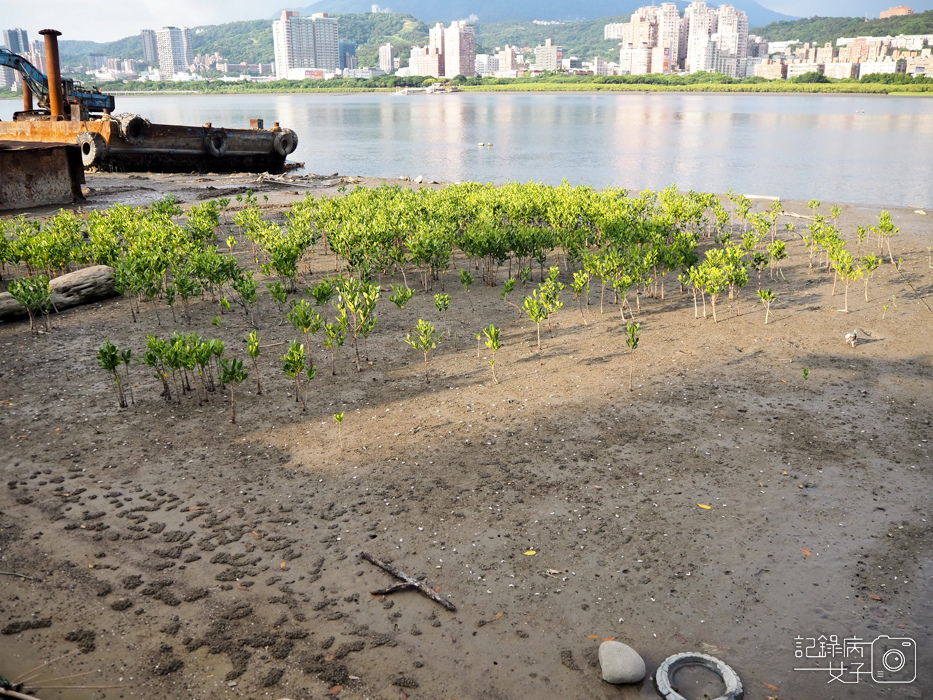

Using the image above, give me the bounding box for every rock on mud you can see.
[0,265,117,322]
[599,640,646,684]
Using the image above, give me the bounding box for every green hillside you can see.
[474,15,630,58]
[753,10,933,45]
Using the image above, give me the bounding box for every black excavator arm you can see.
[0,47,115,114]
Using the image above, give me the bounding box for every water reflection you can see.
[1,92,930,206]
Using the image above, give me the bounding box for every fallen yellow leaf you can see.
[524,550,536,556]
[586,635,600,640]
[802,548,811,557]
[602,636,616,642]
[697,503,712,510]
[280,561,287,569]
[763,682,779,691]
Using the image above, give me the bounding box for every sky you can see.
[3,1,933,44]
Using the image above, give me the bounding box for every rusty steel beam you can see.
[23,83,34,112]
[40,29,64,120]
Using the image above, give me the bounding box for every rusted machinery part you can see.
[119,114,150,145]
[76,130,107,167]
[274,129,298,156]
[204,127,229,157]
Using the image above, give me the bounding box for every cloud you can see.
[2,0,271,43]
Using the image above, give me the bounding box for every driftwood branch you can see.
[0,571,37,581]
[360,551,456,612]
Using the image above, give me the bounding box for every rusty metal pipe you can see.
[39,29,64,120]
[23,83,34,112]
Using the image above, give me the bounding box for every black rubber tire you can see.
[273,130,298,156]
[204,128,229,158]
[655,652,743,700]
[76,131,107,168]
[120,115,150,146]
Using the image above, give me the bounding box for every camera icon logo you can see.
[872,636,917,683]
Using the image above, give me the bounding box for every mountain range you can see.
[290,0,798,29]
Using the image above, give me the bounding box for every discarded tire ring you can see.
[655,653,743,700]
[120,116,150,146]
[205,130,228,158]
[76,132,107,167]
[274,130,297,156]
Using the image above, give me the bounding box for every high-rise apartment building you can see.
[497,45,517,72]
[140,29,158,65]
[534,39,562,71]
[273,11,339,79]
[2,28,28,54]
[155,26,192,75]
[339,40,357,70]
[613,3,682,75]
[379,43,395,73]
[475,53,499,75]
[409,46,443,78]
[683,1,718,73]
[443,21,475,78]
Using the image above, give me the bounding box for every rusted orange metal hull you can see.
[0,116,298,174]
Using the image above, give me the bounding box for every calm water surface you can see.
[4,92,931,207]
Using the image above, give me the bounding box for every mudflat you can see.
[1,172,931,700]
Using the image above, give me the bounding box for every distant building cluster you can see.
[1,28,45,89]
[401,21,476,79]
[602,2,932,81]
[604,2,758,79]
[755,34,933,80]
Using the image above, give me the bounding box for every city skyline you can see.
[3,1,933,44]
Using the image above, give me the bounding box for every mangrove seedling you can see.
[522,291,548,352]
[434,293,450,313]
[802,368,810,394]
[757,289,775,324]
[309,278,336,306]
[483,324,502,384]
[267,281,289,319]
[120,347,135,405]
[389,283,414,310]
[8,275,52,333]
[97,340,127,408]
[334,412,344,451]
[500,278,523,316]
[282,340,308,411]
[571,270,590,326]
[406,318,443,383]
[323,322,345,375]
[288,299,324,369]
[220,358,248,424]
[246,331,262,395]
[459,268,474,309]
[625,322,640,392]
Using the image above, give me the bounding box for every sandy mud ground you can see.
[1,172,932,700]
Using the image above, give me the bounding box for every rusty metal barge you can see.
[0,30,298,174]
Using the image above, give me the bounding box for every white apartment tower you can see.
[379,43,395,73]
[497,45,517,72]
[535,39,561,71]
[684,1,718,73]
[686,4,749,78]
[654,3,684,73]
[155,27,192,75]
[273,11,339,79]
[444,21,476,78]
[614,3,683,75]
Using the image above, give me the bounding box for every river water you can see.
[4,91,931,208]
